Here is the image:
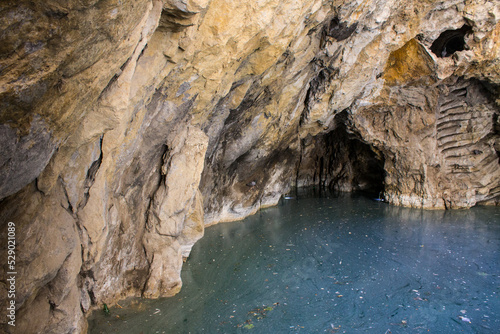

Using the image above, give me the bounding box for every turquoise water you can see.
[89,192,500,333]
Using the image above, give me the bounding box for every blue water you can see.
[89,192,500,333]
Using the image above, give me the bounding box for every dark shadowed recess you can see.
[430,24,472,58]
[319,16,358,48]
[300,111,385,196]
[326,120,385,194]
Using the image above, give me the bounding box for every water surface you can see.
[89,193,500,333]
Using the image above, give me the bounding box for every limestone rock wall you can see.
[0,0,499,333]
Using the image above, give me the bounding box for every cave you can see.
[297,113,385,197]
[0,2,499,334]
[321,123,385,196]
[430,24,472,57]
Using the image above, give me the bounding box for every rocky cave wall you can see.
[0,0,499,333]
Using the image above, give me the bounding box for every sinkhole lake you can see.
[89,192,500,333]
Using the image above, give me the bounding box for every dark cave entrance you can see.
[299,115,385,196]
[430,24,472,58]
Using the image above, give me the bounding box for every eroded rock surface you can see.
[0,0,499,333]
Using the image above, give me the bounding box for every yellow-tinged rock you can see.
[382,39,436,86]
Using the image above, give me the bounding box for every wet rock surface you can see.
[0,0,499,333]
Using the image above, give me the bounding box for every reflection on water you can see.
[89,192,500,333]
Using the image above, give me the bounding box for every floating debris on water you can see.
[459,316,471,323]
[88,195,500,333]
[329,323,341,332]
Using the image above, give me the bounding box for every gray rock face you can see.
[350,75,500,209]
[0,0,499,333]
[0,117,56,199]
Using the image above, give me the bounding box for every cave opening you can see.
[430,24,472,58]
[325,122,386,196]
[300,113,385,197]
